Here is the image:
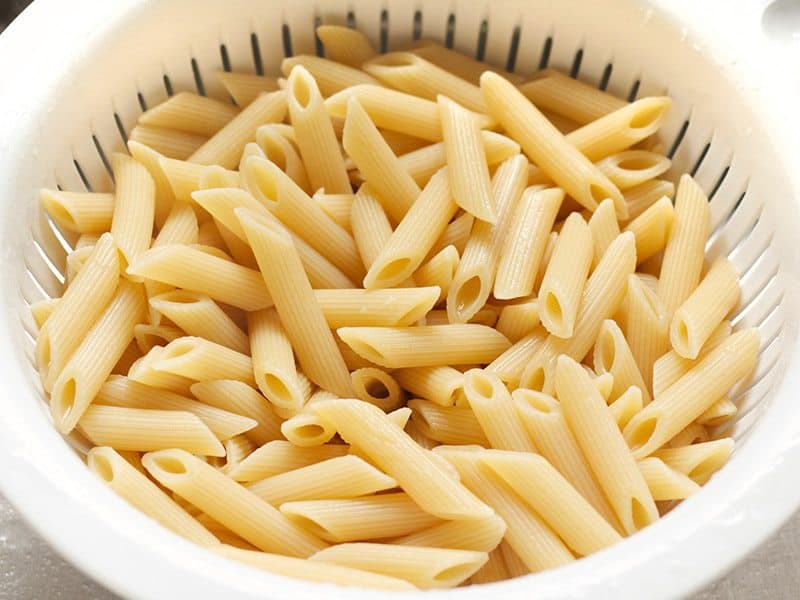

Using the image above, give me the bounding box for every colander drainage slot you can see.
[113,113,128,144]
[162,74,174,97]
[91,135,113,180]
[314,15,324,57]
[190,58,206,96]
[251,33,264,75]
[599,63,613,90]
[506,25,521,72]
[379,9,389,53]
[569,48,583,78]
[445,14,455,48]
[667,120,689,158]
[282,23,293,57]
[412,10,422,40]
[219,44,232,72]
[72,159,92,192]
[476,20,489,61]
[538,36,552,69]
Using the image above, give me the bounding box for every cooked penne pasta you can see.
[408,399,488,445]
[228,441,349,482]
[351,368,405,412]
[127,346,194,395]
[312,192,353,232]
[413,245,459,303]
[40,190,114,234]
[637,457,701,500]
[486,326,549,385]
[623,179,675,222]
[428,211,474,261]
[696,398,737,427]
[608,386,644,430]
[153,336,254,385]
[596,150,671,190]
[138,91,239,136]
[129,125,207,160]
[652,439,734,485]
[281,55,379,96]
[470,547,509,583]
[393,512,506,554]
[110,153,155,271]
[256,124,311,193]
[518,70,626,124]
[624,195,674,264]
[314,287,439,328]
[495,300,541,343]
[587,198,621,268]
[316,24,377,67]
[127,141,175,227]
[593,319,651,404]
[217,72,281,107]
[395,366,465,408]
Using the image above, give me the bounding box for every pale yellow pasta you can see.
[149,290,248,354]
[279,393,341,447]
[555,356,658,535]
[349,184,396,271]
[129,125,207,160]
[316,287,439,329]
[312,399,492,520]
[538,212,593,338]
[237,209,354,397]
[669,423,710,449]
[242,156,364,282]
[596,150,671,190]
[594,372,615,402]
[40,190,114,234]
[624,329,759,458]
[255,124,311,193]
[159,156,227,202]
[189,380,282,446]
[127,346,194,395]
[30,298,59,329]
[499,541,531,578]
[657,174,711,314]
[213,435,257,476]
[435,446,573,572]
[495,300,540,343]
[127,244,271,311]
[512,389,620,529]
[63,245,94,284]
[351,368,405,412]
[228,441,349,482]
[316,24,377,67]
[404,419,438,450]
[127,141,174,226]
[533,230,559,291]
[696,398,737,426]
[217,72,281,107]
[411,43,524,85]
[439,95,495,223]
[608,386,644,430]
[670,257,740,359]
[237,142,266,173]
[463,369,536,452]
[486,326,548,385]
[142,449,326,556]
[481,72,625,217]
[80,405,224,456]
[637,457,700,500]
[153,336,254,385]
[413,245,459,304]
[652,439,734,485]
[518,70,626,124]
[338,324,510,369]
[195,221,228,251]
[188,90,287,169]
[343,96,420,222]
[587,198,621,268]
[395,366,465,408]
[281,55,379,96]
[364,168,457,289]
[110,153,155,270]
[138,91,239,136]
[470,548,510,584]
[394,513,506,553]
[87,447,219,545]
[50,280,146,433]
[313,192,353,232]
[377,129,429,155]
[427,212,474,261]
[325,84,493,142]
[593,319,651,404]
[624,195,674,264]
[407,399,488,445]
[448,155,528,322]
[623,179,675,222]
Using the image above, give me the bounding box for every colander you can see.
[1,0,800,598]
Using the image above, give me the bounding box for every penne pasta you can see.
[587,198,621,268]
[351,368,405,412]
[40,190,114,234]
[623,179,676,222]
[110,153,156,271]
[316,287,439,328]
[127,346,194,395]
[696,398,737,427]
[652,439,734,485]
[127,141,174,227]
[593,319,651,404]
[411,43,524,85]
[408,399,489,446]
[413,245,459,303]
[624,195,674,264]
[518,70,626,124]
[217,72,281,107]
[281,55,379,96]
[138,91,239,136]
[312,192,353,232]
[256,124,311,193]
[596,150,671,190]
[316,24,377,67]
[608,386,644,430]
[393,513,506,554]
[637,457,701,500]
[495,300,541,343]
[395,366,465,408]
[129,125,207,160]
[228,441,349,482]
[153,336,254,385]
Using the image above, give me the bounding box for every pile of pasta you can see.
[35,24,759,590]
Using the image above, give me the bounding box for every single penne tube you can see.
[594,372,615,402]
[286,65,351,194]
[494,187,563,300]
[188,90,287,169]
[414,245,459,303]
[127,346,194,395]
[110,153,156,271]
[160,156,235,202]
[337,324,511,369]
[30,297,60,328]
[619,274,669,392]
[312,399,492,520]
[153,336,254,385]
[435,446,573,571]
[499,541,531,578]
[463,369,536,452]
[97,376,256,441]
[396,131,520,187]
[657,174,711,314]
[593,319,651,404]
[351,368,405,412]
[495,299,540,343]
[152,201,198,248]
[427,211,474,261]
[237,208,353,397]
[314,287,439,328]
[138,91,239,136]
[40,189,114,234]
[395,366,465,407]
[587,198,621,268]
[129,125,208,160]
[696,397,737,426]
[624,329,759,458]
[237,142,266,173]
[325,85,494,142]
[80,405,225,456]
[50,280,146,433]
[481,450,622,555]
[670,257,740,359]
[247,308,305,411]
[555,355,658,535]
[37,233,120,389]
[217,72,281,107]
[280,493,440,543]
[190,380,283,446]
[350,185,396,271]
[310,543,486,590]
[393,513,506,553]
[518,70,626,124]
[149,290,249,354]
[256,124,311,193]
[343,96,420,222]
[533,230,559,291]
[64,246,94,283]
[247,454,396,505]
[195,222,228,252]
[439,95,495,223]
[480,72,625,217]
[596,150,671,190]
[127,244,271,311]
[312,192,354,232]
[228,440,349,482]
[215,544,414,590]
[242,156,364,282]
[565,96,673,162]
[127,141,174,227]
[608,386,644,430]
[215,435,257,476]
[378,129,429,155]
[408,399,488,445]
[486,326,548,385]
[87,447,218,546]
[637,457,701,500]
[316,24,377,67]
[280,392,342,448]
[652,320,732,397]
[142,449,326,556]
[537,212,593,338]
[669,423,710,448]
[448,155,529,322]
[470,548,510,584]
[652,439,734,485]
[404,419,438,450]
[512,389,620,529]
[623,179,676,222]
[364,168,457,289]
[365,52,487,113]
[624,195,674,265]
[411,43,524,85]
[281,55,379,96]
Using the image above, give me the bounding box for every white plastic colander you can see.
[1,0,800,598]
